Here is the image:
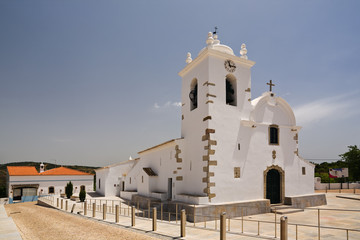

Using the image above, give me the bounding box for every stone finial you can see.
[186,52,192,64]
[240,43,248,59]
[206,32,214,46]
[213,34,220,45]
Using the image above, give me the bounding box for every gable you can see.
[251,93,296,126]
[40,166,92,176]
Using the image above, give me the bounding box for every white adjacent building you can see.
[96,32,323,208]
[7,164,94,202]
[95,159,137,197]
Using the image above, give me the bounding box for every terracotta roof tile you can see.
[40,166,93,176]
[7,166,39,176]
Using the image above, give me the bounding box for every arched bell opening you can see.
[189,78,198,111]
[225,74,237,106]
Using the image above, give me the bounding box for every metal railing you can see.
[37,196,360,240]
[316,188,359,194]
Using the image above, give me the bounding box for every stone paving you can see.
[0,204,22,240]
[38,192,360,240]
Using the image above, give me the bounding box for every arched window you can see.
[269,125,279,145]
[225,74,237,106]
[189,78,198,111]
[48,186,55,194]
[80,185,85,191]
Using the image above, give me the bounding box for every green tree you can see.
[339,145,360,181]
[65,181,73,199]
[314,159,349,183]
[0,185,6,198]
[79,189,86,202]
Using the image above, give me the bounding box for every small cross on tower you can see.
[267,80,275,92]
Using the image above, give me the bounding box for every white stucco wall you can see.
[126,141,181,199]
[178,47,314,204]
[95,168,108,196]
[314,177,360,190]
[8,174,93,197]
[95,160,137,196]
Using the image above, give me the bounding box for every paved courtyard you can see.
[3,191,360,240]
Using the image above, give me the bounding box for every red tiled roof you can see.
[40,166,93,176]
[7,166,39,176]
[7,166,93,176]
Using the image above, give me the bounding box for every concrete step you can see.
[271,207,304,214]
[271,204,304,214]
[271,205,293,210]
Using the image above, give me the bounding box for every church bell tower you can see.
[178,32,256,202]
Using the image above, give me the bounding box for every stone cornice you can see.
[178,48,256,77]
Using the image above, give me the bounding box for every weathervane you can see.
[267,80,275,92]
[213,26,218,35]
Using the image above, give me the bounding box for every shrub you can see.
[65,181,73,199]
[79,189,86,202]
[0,185,6,198]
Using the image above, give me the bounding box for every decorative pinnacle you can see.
[206,32,214,46]
[240,43,248,59]
[186,52,192,64]
[213,33,220,45]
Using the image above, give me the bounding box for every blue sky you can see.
[1,0,359,167]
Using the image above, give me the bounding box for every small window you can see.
[130,177,131,184]
[98,179,101,189]
[142,176,144,183]
[238,143,240,150]
[234,167,241,178]
[269,125,279,145]
[48,186,55,194]
[189,78,198,111]
[302,167,306,175]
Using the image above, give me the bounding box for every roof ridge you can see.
[40,166,93,175]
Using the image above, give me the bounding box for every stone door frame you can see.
[263,165,285,204]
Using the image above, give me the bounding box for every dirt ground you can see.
[5,201,157,240]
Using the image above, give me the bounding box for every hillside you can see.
[0,162,99,197]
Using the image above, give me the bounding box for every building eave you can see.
[95,158,140,171]
[138,138,182,155]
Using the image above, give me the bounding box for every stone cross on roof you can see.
[267,80,275,92]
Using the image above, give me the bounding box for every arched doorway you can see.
[264,165,284,204]
[266,169,280,204]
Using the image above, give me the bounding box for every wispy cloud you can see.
[152,101,181,110]
[293,92,360,127]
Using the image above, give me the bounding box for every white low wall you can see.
[314,177,360,190]
[120,191,137,200]
[176,194,209,205]
[150,192,167,201]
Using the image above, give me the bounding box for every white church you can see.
[96,32,325,211]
